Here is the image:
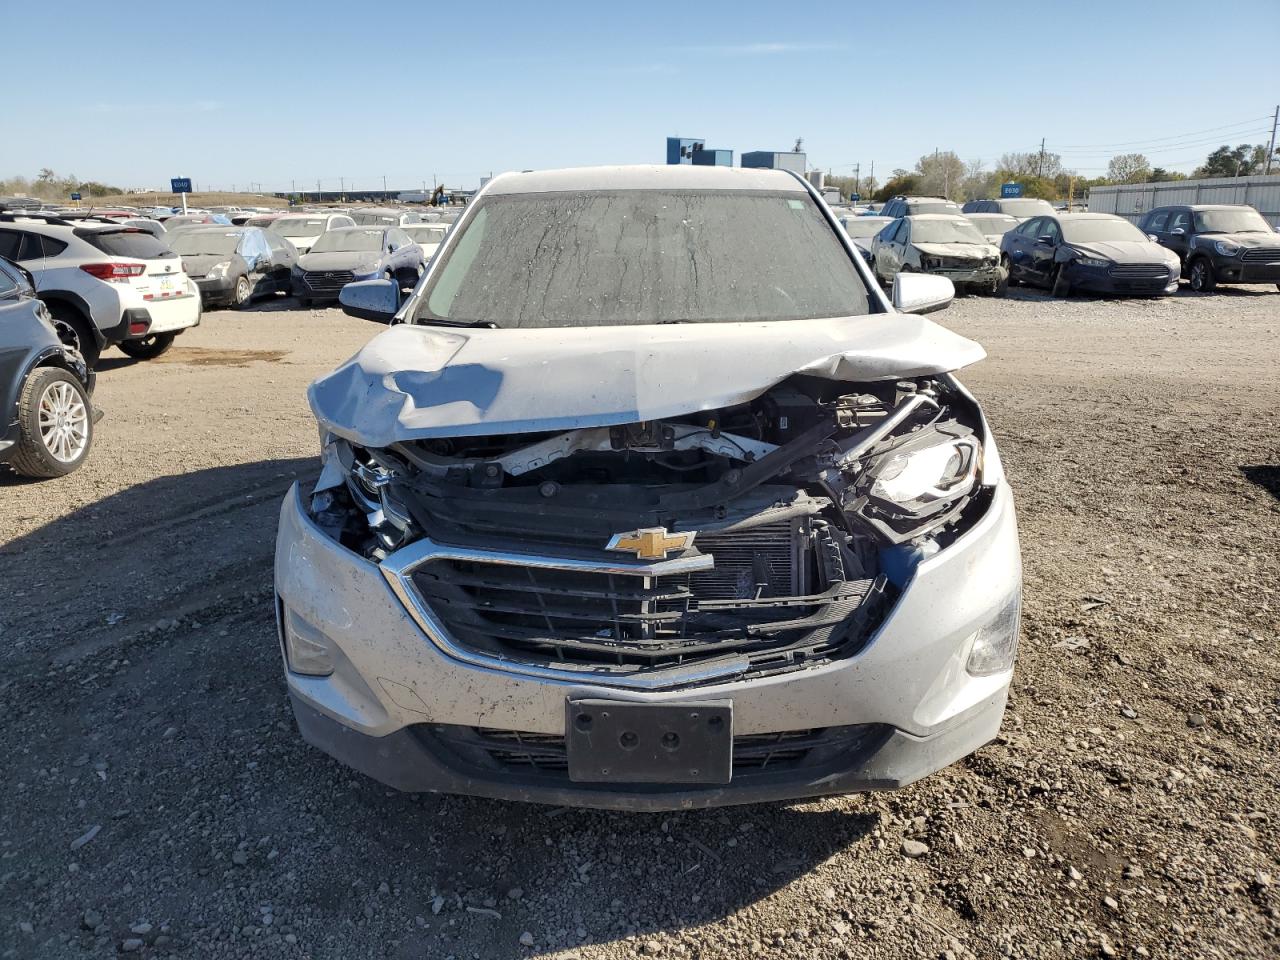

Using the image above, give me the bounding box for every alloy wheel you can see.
[38,380,89,463]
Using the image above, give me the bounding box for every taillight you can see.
[80,262,146,282]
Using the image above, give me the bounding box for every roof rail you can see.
[0,211,76,226]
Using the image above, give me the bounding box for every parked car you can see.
[838,215,893,266]
[167,226,297,309]
[401,223,450,261]
[964,212,1020,245]
[961,198,1056,220]
[1001,213,1180,297]
[0,214,201,365]
[291,226,422,306]
[268,213,356,255]
[1137,204,1280,293]
[879,196,964,219]
[121,218,167,238]
[162,214,217,231]
[276,164,1021,811]
[871,215,1004,294]
[349,208,423,228]
[0,256,98,477]
[243,213,290,229]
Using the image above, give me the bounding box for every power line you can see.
[1055,129,1273,158]
[1054,116,1270,149]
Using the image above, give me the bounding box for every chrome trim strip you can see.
[378,537,747,691]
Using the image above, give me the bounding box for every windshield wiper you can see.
[415,318,501,329]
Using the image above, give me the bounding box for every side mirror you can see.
[339,279,400,324]
[1147,234,1159,242]
[1037,234,1056,245]
[892,273,954,315]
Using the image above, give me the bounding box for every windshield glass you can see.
[1193,208,1273,233]
[310,229,384,253]
[406,226,448,243]
[999,198,1054,216]
[1061,219,1147,243]
[419,189,871,327]
[966,215,1017,233]
[841,219,888,239]
[167,230,241,256]
[907,201,962,215]
[912,219,987,244]
[274,218,329,237]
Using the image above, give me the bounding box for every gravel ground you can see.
[1,286,1277,960]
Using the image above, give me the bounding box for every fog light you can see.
[283,608,335,676]
[965,589,1021,676]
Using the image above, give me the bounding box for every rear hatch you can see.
[77,228,191,301]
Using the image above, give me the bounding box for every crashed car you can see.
[275,164,1022,811]
[871,215,1005,294]
[1001,212,1180,297]
[838,215,893,267]
[291,226,423,307]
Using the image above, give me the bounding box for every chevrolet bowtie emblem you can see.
[605,527,695,561]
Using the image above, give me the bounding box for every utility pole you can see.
[1266,104,1279,175]
[853,163,860,197]
[1037,137,1046,178]
[382,174,387,195]
[340,176,345,201]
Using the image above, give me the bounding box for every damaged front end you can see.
[302,373,996,689]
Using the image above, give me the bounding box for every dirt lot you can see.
[1,288,1277,960]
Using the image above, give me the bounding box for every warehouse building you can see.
[741,150,806,175]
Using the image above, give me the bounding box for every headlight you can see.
[1075,257,1109,268]
[1214,240,1241,256]
[965,588,1021,676]
[207,260,232,279]
[851,426,982,543]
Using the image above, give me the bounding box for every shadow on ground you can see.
[0,459,877,959]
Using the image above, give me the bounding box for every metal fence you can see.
[1087,175,1280,227]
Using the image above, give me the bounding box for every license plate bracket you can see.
[566,699,732,784]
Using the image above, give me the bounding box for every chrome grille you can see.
[302,270,354,294]
[1241,247,1280,263]
[1109,263,1169,279]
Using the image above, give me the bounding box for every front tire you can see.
[117,332,176,360]
[1188,258,1217,293]
[8,367,93,478]
[232,274,253,309]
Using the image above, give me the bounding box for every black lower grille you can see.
[424,724,889,780]
[1109,263,1169,279]
[1241,247,1280,263]
[302,270,354,294]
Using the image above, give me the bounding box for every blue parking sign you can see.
[70,192,81,201]
[171,177,192,194]
[1000,182,1024,198]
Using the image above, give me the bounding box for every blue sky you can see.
[8,0,1279,192]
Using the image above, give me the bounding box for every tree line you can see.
[0,168,125,200]
[826,142,1279,204]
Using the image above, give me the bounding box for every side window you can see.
[1041,219,1062,243]
[891,220,908,243]
[239,230,269,261]
[17,233,46,261]
[0,230,21,261]
[1019,217,1042,237]
[1169,211,1191,233]
[1147,211,1169,232]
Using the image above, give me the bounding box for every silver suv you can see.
[276,165,1022,811]
[0,213,201,366]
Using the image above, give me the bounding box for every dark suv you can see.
[1138,204,1280,292]
[879,196,964,219]
[0,258,98,478]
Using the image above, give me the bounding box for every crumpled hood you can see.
[1070,240,1171,263]
[298,250,380,273]
[308,315,987,447]
[913,242,998,259]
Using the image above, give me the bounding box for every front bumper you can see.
[1067,263,1178,295]
[274,480,1022,809]
[923,265,1002,285]
[1212,257,1280,283]
[192,275,237,305]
